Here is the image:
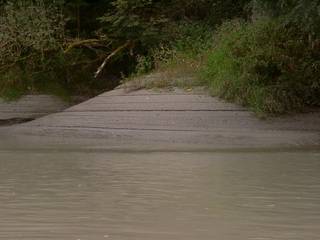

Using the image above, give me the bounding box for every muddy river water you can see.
[0,150,319,240]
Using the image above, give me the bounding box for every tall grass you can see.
[201,19,320,115]
[127,22,214,89]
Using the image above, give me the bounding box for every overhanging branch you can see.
[94,41,132,78]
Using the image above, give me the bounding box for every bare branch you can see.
[94,41,132,78]
[64,39,108,54]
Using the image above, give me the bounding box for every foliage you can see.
[99,0,250,48]
[132,21,213,74]
[152,22,214,69]
[0,0,251,99]
[64,0,111,38]
[1,0,320,117]
[127,21,214,90]
[0,0,121,99]
[196,0,251,25]
[252,0,320,38]
[202,19,320,114]
[0,0,66,98]
[99,0,170,49]
[0,0,64,65]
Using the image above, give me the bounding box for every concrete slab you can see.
[0,95,70,121]
[1,88,319,150]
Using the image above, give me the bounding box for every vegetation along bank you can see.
[0,0,319,115]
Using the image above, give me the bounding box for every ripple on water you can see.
[0,151,319,240]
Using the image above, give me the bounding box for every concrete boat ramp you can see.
[1,88,320,150]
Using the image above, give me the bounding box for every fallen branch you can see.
[64,39,108,54]
[94,41,132,78]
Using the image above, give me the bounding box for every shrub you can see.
[98,0,250,60]
[252,0,320,38]
[125,21,214,90]
[202,19,320,115]
[0,0,66,98]
[0,0,116,99]
[150,22,214,70]
[0,0,64,64]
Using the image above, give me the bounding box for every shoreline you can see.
[1,85,319,151]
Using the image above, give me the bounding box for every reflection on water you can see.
[0,150,319,240]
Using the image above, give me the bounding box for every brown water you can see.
[0,150,319,240]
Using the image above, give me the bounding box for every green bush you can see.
[251,0,320,38]
[151,22,214,69]
[0,0,66,99]
[169,22,214,57]
[98,0,250,62]
[0,0,64,64]
[202,19,320,114]
[0,0,113,99]
[131,22,213,74]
